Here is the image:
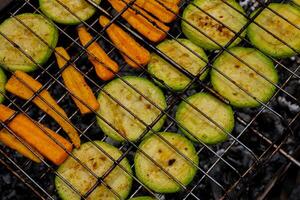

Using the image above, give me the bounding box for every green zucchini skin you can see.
[0,68,6,103]
[55,141,132,200]
[211,47,279,108]
[148,39,208,91]
[176,93,234,145]
[134,132,198,193]
[39,0,101,25]
[0,13,58,72]
[128,196,155,200]
[181,0,247,50]
[247,3,300,58]
[97,76,167,142]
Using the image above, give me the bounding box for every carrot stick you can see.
[124,0,179,23]
[0,105,72,165]
[77,26,119,81]
[108,0,170,42]
[5,71,80,148]
[0,129,42,163]
[99,16,150,68]
[54,47,100,115]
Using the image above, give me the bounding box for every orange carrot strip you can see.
[99,16,150,68]
[108,0,170,42]
[77,26,119,81]
[0,129,42,163]
[0,105,72,165]
[124,0,179,23]
[54,47,100,115]
[159,0,181,5]
[5,71,80,148]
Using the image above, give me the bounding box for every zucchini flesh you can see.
[0,68,6,103]
[176,93,234,145]
[55,141,132,200]
[182,0,247,50]
[148,39,208,91]
[247,3,300,58]
[0,13,58,72]
[211,47,278,108]
[129,197,155,200]
[134,132,198,193]
[97,76,167,142]
[39,0,101,25]
[293,0,300,6]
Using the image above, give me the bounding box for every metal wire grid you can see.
[0,0,299,199]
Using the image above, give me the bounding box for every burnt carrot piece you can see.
[124,0,179,23]
[108,0,170,42]
[99,16,150,68]
[0,129,43,163]
[54,47,100,115]
[0,105,72,165]
[5,71,80,148]
[77,26,119,81]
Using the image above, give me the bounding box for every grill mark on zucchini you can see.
[97,76,167,142]
[55,141,132,200]
[134,132,198,193]
[182,0,247,50]
[176,93,234,144]
[211,47,279,108]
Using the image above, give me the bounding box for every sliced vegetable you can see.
[182,0,247,50]
[129,196,155,200]
[176,93,234,144]
[97,76,167,142]
[148,39,208,91]
[135,132,198,193]
[0,129,42,163]
[77,26,119,80]
[108,0,170,42]
[0,105,72,165]
[99,16,150,68]
[5,71,80,148]
[0,67,6,103]
[123,0,179,23]
[247,3,300,58]
[39,0,101,25]
[0,13,58,72]
[211,47,279,108]
[293,0,300,6]
[159,0,181,4]
[55,141,132,200]
[54,47,99,115]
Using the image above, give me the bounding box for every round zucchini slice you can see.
[39,0,101,25]
[181,0,247,50]
[0,68,6,103]
[134,132,198,193]
[97,76,167,142]
[247,3,300,58]
[176,93,234,145]
[129,196,155,200]
[0,13,58,72]
[148,39,208,91]
[211,47,279,108]
[55,141,132,200]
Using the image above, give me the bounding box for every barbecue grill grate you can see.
[0,0,300,199]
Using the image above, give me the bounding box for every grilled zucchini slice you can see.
[0,68,6,103]
[0,13,58,72]
[134,132,198,193]
[247,3,300,58]
[39,0,101,25]
[55,141,132,200]
[176,93,234,145]
[148,39,208,91]
[211,47,278,108]
[182,0,247,50]
[129,196,155,200]
[97,76,167,142]
[293,0,300,6]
